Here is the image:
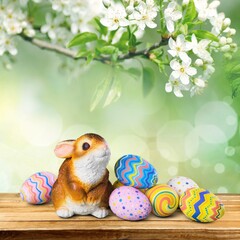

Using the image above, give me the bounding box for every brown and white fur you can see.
[51,133,113,218]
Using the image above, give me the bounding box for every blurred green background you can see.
[0,1,239,193]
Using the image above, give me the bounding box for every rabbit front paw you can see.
[56,207,74,218]
[91,207,109,218]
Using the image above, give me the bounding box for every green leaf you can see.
[183,0,197,24]
[94,17,108,36]
[75,50,90,58]
[67,32,98,48]
[103,77,121,107]
[129,33,137,51]
[90,73,113,111]
[191,30,219,42]
[99,46,118,55]
[231,64,240,73]
[231,78,240,98]
[142,67,155,97]
[86,53,94,65]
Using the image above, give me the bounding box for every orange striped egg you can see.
[20,172,56,204]
[145,184,179,217]
[180,188,225,222]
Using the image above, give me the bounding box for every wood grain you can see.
[0,193,239,240]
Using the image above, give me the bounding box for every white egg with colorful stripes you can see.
[20,171,57,204]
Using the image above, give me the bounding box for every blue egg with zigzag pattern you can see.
[114,154,158,189]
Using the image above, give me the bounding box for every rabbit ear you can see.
[54,140,75,158]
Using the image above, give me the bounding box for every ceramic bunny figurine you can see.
[51,133,113,218]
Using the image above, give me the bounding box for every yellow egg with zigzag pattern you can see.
[180,188,225,223]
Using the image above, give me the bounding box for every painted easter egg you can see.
[145,184,179,217]
[109,186,152,221]
[180,188,225,222]
[113,180,148,193]
[20,171,57,204]
[167,176,199,196]
[114,154,158,189]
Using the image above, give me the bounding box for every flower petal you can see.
[172,11,182,21]
[179,52,191,63]
[171,70,180,79]
[165,83,173,92]
[166,20,174,33]
[119,19,129,27]
[168,38,176,49]
[191,34,198,45]
[176,34,185,46]
[170,60,180,70]
[168,49,177,57]
[186,66,197,76]
[173,88,184,97]
[100,18,112,27]
[8,46,18,56]
[146,21,157,29]
[180,73,190,85]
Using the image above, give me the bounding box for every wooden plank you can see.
[0,193,239,240]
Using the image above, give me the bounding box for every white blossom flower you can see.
[164,2,182,33]
[23,23,36,37]
[194,0,220,21]
[210,12,225,35]
[131,0,158,30]
[165,75,189,97]
[70,13,92,34]
[41,14,64,40]
[168,34,192,62]
[190,77,207,96]
[3,19,23,35]
[203,64,215,79]
[100,4,129,31]
[51,0,70,15]
[194,77,206,88]
[191,34,213,63]
[51,27,72,45]
[170,59,197,85]
[0,34,17,56]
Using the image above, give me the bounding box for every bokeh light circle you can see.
[157,120,199,162]
[20,107,62,147]
[195,101,238,144]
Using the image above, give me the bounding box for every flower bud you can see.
[226,38,233,44]
[224,53,232,60]
[223,18,231,28]
[195,59,204,67]
[231,43,237,48]
[149,53,156,60]
[102,0,111,8]
[219,36,227,45]
[194,78,206,88]
[220,45,231,52]
[228,28,236,36]
[126,5,134,14]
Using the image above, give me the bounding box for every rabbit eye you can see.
[82,142,90,151]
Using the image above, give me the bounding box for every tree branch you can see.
[20,35,169,63]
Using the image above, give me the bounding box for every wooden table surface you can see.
[0,193,239,240]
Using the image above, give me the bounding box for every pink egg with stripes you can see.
[20,172,57,204]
